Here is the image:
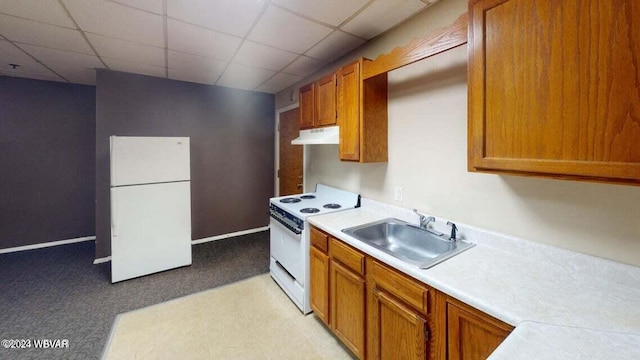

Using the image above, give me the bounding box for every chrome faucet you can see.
[447,221,458,243]
[413,209,435,230]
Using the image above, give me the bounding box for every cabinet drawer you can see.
[310,226,329,253]
[369,259,429,314]
[330,238,365,276]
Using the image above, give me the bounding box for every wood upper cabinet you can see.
[330,238,366,359]
[315,73,337,127]
[468,0,640,185]
[446,297,513,360]
[337,61,361,161]
[299,83,315,129]
[338,59,388,162]
[299,73,336,130]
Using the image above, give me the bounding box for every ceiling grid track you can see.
[57,0,110,72]
[162,0,168,78]
[1,0,433,92]
[213,0,273,88]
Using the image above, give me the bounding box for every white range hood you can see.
[291,126,339,145]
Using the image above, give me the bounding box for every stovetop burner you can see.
[300,207,320,214]
[280,198,301,203]
[323,203,341,209]
[300,195,316,199]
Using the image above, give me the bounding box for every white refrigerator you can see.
[110,136,192,283]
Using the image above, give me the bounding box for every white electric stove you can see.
[269,184,360,314]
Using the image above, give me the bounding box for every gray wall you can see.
[95,70,274,259]
[0,76,96,250]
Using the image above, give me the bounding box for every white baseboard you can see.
[93,226,270,264]
[93,256,111,265]
[191,226,270,245]
[0,236,96,255]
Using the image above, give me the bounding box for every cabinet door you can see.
[447,301,512,360]
[369,289,427,360]
[330,261,365,359]
[309,246,330,326]
[337,61,361,161]
[299,83,315,129]
[315,73,337,127]
[468,0,640,184]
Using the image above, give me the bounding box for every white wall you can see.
[276,0,640,266]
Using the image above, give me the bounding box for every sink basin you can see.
[342,218,474,269]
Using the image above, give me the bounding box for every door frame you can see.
[275,103,302,197]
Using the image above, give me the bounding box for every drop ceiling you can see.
[0,0,437,93]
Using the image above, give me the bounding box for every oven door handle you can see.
[270,214,302,235]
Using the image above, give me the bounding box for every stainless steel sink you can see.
[342,218,474,269]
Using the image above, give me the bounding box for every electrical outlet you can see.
[394,186,403,202]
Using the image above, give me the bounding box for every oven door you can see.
[270,217,304,283]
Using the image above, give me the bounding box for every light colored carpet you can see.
[102,274,354,359]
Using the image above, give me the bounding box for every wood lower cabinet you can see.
[308,225,512,360]
[446,297,513,360]
[310,246,330,325]
[373,290,427,360]
[330,237,366,359]
[468,0,640,185]
[310,227,330,325]
[330,260,366,359]
[366,258,443,360]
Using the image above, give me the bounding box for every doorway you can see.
[278,107,303,196]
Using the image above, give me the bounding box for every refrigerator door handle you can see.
[110,136,117,237]
[111,189,118,237]
[110,136,116,186]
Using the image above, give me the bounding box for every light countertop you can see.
[307,202,640,359]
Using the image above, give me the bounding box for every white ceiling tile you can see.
[342,0,426,39]
[102,57,166,78]
[305,31,365,61]
[256,72,303,93]
[272,0,368,27]
[167,0,264,37]
[216,63,275,91]
[111,0,163,14]
[167,19,242,61]
[281,55,326,77]
[0,40,55,75]
[19,44,104,70]
[0,14,93,54]
[248,6,332,54]
[0,0,75,27]
[168,69,218,86]
[49,66,97,85]
[167,50,227,79]
[86,33,165,67]
[234,41,298,71]
[62,0,164,47]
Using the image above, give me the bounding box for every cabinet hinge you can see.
[277,169,280,178]
[277,122,280,131]
[425,327,430,340]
